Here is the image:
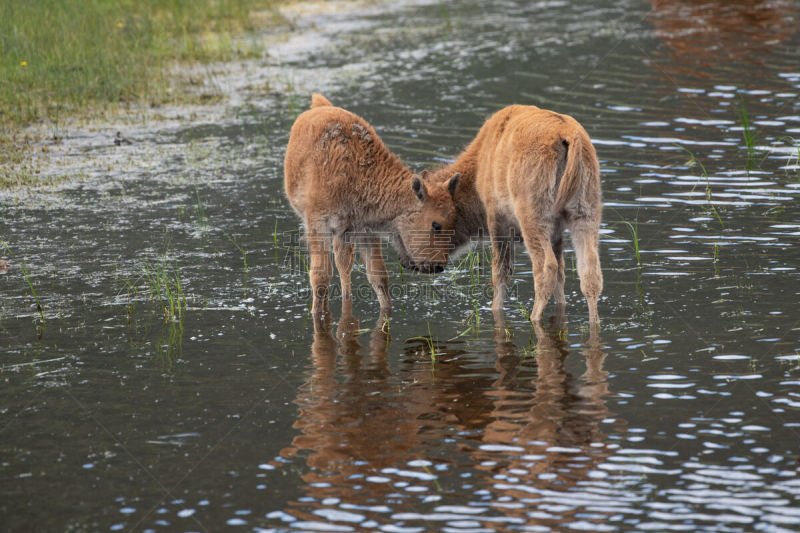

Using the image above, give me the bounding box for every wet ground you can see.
[2,0,800,531]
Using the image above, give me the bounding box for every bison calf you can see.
[284,94,460,316]
[433,105,603,324]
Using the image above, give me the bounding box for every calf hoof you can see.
[529,311,544,325]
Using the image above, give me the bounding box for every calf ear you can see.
[447,172,460,197]
[412,175,426,201]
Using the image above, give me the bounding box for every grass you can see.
[450,300,482,340]
[517,300,531,321]
[225,233,248,272]
[777,136,800,179]
[739,97,757,170]
[0,239,46,327]
[680,146,725,229]
[618,218,641,267]
[450,247,483,286]
[194,186,208,234]
[225,232,249,297]
[141,256,187,322]
[408,322,440,369]
[0,0,287,130]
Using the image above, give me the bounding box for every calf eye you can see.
[432,221,442,233]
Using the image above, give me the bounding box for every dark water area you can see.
[2,0,800,531]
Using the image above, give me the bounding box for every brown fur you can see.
[434,105,603,323]
[284,94,460,315]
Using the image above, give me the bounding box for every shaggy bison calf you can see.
[433,105,603,324]
[284,94,460,315]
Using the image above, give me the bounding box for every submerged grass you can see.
[0,0,287,129]
[155,320,184,373]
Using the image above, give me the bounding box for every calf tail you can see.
[554,132,584,213]
[311,93,333,108]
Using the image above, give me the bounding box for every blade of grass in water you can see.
[0,239,46,325]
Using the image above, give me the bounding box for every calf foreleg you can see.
[360,236,391,312]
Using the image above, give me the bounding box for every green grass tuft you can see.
[194,186,208,234]
[141,256,187,322]
[619,219,641,267]
[739,97,757,170]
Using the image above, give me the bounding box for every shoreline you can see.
[0,0,384,193]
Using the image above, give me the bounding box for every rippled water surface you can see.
[2,1,800,531]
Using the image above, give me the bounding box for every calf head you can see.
[394,171,460,273]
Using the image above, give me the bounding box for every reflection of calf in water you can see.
[471,308,628,530]
[277,304,426,522]
[488,308,614,457]
[275,304,625,529]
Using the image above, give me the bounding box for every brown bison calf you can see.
[435,105,603,324]
[284,94,460,315]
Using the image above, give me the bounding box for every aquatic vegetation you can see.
[0,239,45,327]
[777,136,800,178]
[140,256,187,322]
[610,208,642,268]
[516,300,531,321]
[620,219,641,267]
[407,322,439,368]
[681,146,724,230]
[450,300,482,340]
[154,320,184,373]
[450,247,483,287]
[225,232,249,297]
[194,186,208,234]
[224,232,248,273]
[739,97,757,170]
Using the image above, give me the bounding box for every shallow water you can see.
[2,0,800,531]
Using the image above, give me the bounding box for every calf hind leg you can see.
[516,207,559,323]
[308,229,333,316]
[333,235,355,302]
[569,218,603,323]
[551,223,567,305]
